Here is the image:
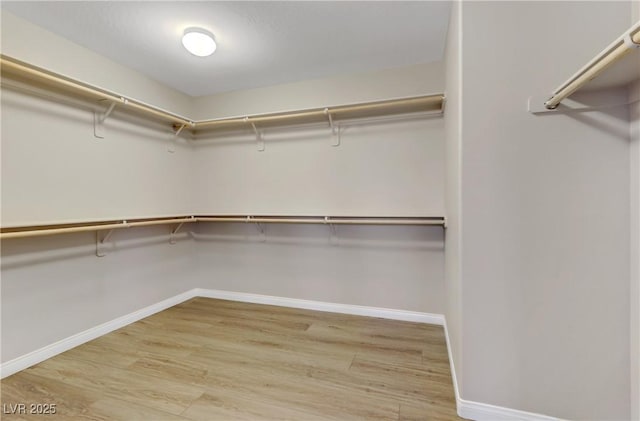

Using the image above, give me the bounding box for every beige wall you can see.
[190,61,443,120]
[458,2,631,419]
[1,88,194,227]
[191,117,444,217]
[193,223,445,314]
[189,57,445,217]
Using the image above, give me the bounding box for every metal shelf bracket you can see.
[324,108,340,146]
[95,220,129,256]
[169,122,189,153]
[170,216,194,244]
[96,227,115,257]
[324,216,338,244]
[246,215,266,241]
[94,99,118,139]
[174,123,187,137]
[245,117,264,151]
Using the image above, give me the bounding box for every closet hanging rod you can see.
[0,217,197,240]
[0,55,194,127]
[195,216,445,226]
[544,21,640,109]
[0,215,445,239]
[193,94,444,130]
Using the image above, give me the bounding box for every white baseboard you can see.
[442,318,462,407]
[0,289,198,379]
[441,317,564,421]
[457,399,562,421]
[193,288,445,325]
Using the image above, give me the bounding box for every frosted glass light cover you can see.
[182,30,216,57]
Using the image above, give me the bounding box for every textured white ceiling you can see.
[2,1,451,97]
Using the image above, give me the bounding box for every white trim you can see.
[193,288,444,325]
[457,399,563,421]
[442,318,461,406]
[441,315,565,421]
[0,289,198,379]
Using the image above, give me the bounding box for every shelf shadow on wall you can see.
[533,87,632,143]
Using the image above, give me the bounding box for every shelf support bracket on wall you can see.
[169,123,190,154]
[174,124,185,136]
[169,222,184,244]
[245,117,264,151]
[324,216,338,244]
[95,220,129,257]
[169,216,194,244]
[173,122,192,137]
[94,99,119,139]
[324,108,340,146]
[246,216,266,241]
[96,228,115,257]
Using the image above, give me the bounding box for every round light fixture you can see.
[182,28,216,57]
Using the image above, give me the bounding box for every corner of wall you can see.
[630,78,640,421]
[443,0,463,404]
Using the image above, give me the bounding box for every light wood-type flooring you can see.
[1,298,462,420]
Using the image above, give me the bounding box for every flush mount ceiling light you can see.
[182,28,216,57]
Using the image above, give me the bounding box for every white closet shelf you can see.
[543,20,640,110]
[0,54,444,135]
[196,215,446,226]
[0,215,446,240]
[0,55,194,128]
[0,216,198,240]
[192,95,444,133]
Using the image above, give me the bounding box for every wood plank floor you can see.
[1,298,462,420]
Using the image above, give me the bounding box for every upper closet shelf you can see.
[0,55,194,129]
[193,95,443,134]
[0,54,444,136]
[530,20,640,113]
[0,215,446,241]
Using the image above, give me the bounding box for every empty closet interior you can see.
[1,1,639,420]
